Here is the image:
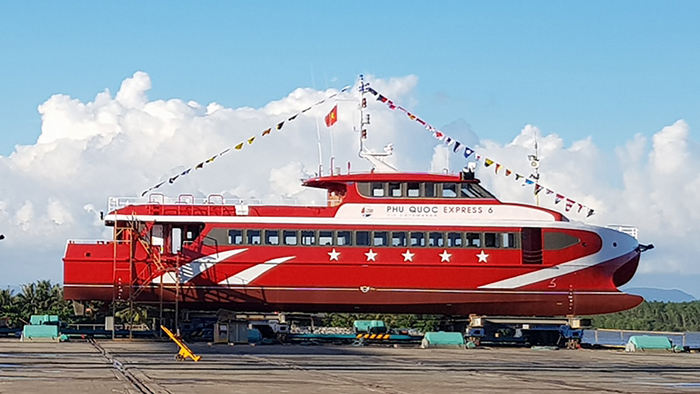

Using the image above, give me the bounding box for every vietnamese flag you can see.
[324,105,338,127]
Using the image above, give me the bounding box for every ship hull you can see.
[63,245,642,316]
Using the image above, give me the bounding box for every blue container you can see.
[247,328,262,343]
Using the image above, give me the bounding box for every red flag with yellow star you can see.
[324,105,338,128]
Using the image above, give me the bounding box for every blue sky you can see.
[1,2,700,297]
[2,1,698,155]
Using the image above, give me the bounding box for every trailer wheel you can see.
[566,338,581,350]
[467,336,481,347]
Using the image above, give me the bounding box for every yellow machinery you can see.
[161,325,201,362]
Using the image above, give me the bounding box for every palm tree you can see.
[0,288,20,327]
[15,280,72,322]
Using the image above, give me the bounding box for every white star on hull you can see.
[477,250,489,263]
[328,248,340,261]
[439,250,452,262]
[365,249,378,261]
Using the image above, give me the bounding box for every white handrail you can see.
[107,194,327,211]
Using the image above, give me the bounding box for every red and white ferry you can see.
[63,159,649,316]
[63,80,652,317]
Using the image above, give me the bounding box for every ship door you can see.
[171,227,182,254]
[152,224,164,253]
[521,228,543,265]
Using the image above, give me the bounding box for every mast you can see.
[356,75,398,173]
[358,74,369,156]
[528,132,541,206]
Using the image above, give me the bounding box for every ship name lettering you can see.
[443,206,484,214]
[408,206,439,214]
[386,206,404,213]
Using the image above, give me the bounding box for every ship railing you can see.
[606,225,639,239]
[67,239,129,245]
[108,194,327,211]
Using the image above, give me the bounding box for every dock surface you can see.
[1,339,699,393]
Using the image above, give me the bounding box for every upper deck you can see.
[105,171,567,224]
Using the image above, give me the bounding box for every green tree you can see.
[0,288,20,327]
[591,301,700,332]
[14,280,72,322]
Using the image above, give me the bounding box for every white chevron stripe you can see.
[219,256,295,286]
[152,249,247,284]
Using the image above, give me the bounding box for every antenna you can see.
[355,74,397,173]
[357,74,370,157]
[528,131,541,206]
[310,64,324,176]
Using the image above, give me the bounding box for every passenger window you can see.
[424,182,436,198]
[501,233,517,248]
[319,230,333,246]
[283,230,298,245]
[371,182,385,197]
[544,232,580,250]
[388,182,402,197]
[337,231,352,246]
[484,233,500,248]
[229,230,243,245]
[247,230,261,245]
[265,230,279,245]
[428,232,444,247]
[392,232,407,247]
[356,231,371,246]
[460,183,479,198]
[465,232,481,248]
[373,231,388,246]
[442,183,458,198]
[301,230,316,246]
[407,183,420,197]
[447,232,462,247]
[357,182,370,197]
[410,232,426,247]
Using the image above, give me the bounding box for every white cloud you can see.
[0,72,698,297]
[0,72,422,285]
[430,145,451,173]
[474,120,700,278]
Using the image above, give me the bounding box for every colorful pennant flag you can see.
[140,84,352,196]
[565,199,574,212]
[367,84,596,219]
